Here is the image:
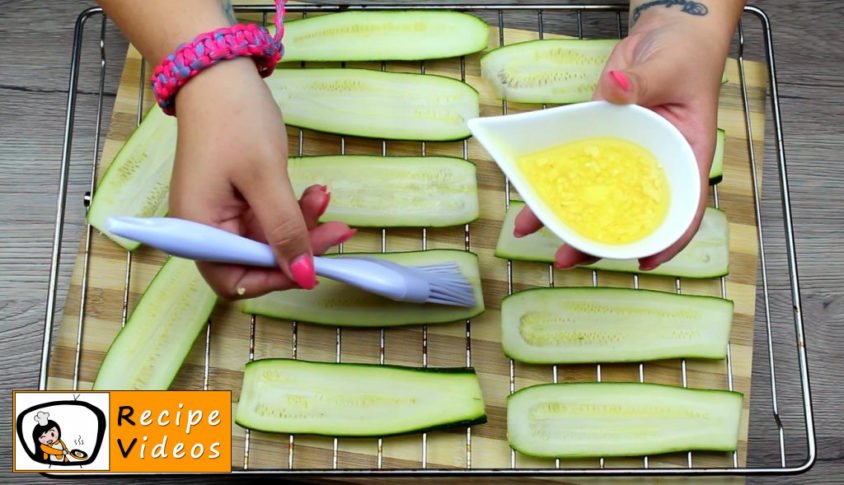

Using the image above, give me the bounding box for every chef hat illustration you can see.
[35,411,50,427]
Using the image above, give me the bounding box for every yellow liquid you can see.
[517,137,670,245]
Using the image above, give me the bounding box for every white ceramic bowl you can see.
[467,100,699,260]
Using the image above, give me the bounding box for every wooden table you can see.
[2,1,841,483]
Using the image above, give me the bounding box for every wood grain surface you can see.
[2,1,842,484]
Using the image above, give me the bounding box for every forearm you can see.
[629,0,745,47]
[97,1,236,63]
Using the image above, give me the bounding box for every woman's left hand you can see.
[513,1,743,271]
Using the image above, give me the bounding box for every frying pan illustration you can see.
[68,449,89,460]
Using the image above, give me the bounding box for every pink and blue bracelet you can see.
[151,0,287,116]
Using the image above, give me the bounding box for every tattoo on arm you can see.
[631,0,708,26]
[219,0,237,24]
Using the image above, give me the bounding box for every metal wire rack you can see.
[40,2,815,478]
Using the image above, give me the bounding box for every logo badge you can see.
[13,390,231,474]
[13,392,110,472]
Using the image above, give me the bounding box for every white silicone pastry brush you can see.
[105,216,476,307]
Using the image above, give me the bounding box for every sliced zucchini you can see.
[502,287,733,364]
[481,39,727,103]
[507,382,743,458]
[289,155,478,227]
[495,200,729,278]
[240,249,484,326]
[235,359,486,437]
[266,67,479,140]
[480,39,618,104]
[87,105,177,250]
[92,257,217,390]
[709,128,726,184]
[87,144,479,251]
[280,11,489,62]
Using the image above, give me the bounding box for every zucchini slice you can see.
[507,382,743,458]
[235,359,486,437]
[289,155,479,227]
[280,11,489,62]
[502,287,733,364]
[92,257,217,390]
[88,150,479,251]
[240,249,484,326]
[709,128,726,184]
[481,39,730,104]
[266,67,479,141]
[495,200,730,278]
[87,105,177,250]
[480,39,618,104]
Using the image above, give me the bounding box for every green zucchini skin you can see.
[495,200,730,278]
[507,382,743,458]
[235,359,487,437]
[240,249,484,326]
[288,155,479,227]
[266,67,479,141]
[480,39,618,104]
[502,287,734,364]
[87,105,176,250]
[92,257,217,390]
[709,128,726,184]
[280,10,489,62]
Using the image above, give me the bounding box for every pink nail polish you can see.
[336,228,357,245]
[290,254,316,289]
[639,262,657,271]
[609,70,630,91]
[317,192,331,217]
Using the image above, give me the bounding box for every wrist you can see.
[629,1,739,59]
[150,1,287,116]
[629,0,742,42]
[175,57,260,114]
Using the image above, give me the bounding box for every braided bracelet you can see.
[151,0,287,115]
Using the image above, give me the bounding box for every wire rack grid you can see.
[39,2,815,478]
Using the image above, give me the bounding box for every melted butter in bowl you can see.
[468,101,699,260]
[517,136,671,245]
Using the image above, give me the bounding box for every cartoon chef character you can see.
[32,411,69,463]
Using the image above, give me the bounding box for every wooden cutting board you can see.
[46,8,769,481]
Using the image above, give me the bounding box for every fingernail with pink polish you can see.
[609,70,630,91]
[639,262,657,271]
[513,229,525,238]
[336,228,357,245]
[290,254,316,289]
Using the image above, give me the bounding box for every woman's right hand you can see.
[169,57,354,299]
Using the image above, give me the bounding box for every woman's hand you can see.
[95,1,354,299]
[170,58,354,299]
[514,1,743,271]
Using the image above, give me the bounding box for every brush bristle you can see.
[413,264,476,307]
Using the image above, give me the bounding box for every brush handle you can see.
[104,216,409,297]
[106,216,279,267]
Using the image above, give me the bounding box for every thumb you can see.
[594,56,681,107]
[240,170,316,290]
